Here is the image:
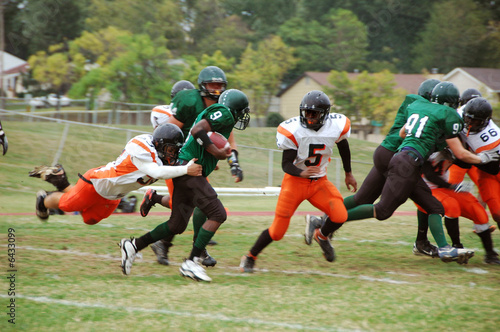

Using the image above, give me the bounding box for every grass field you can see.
[1,120,500,331]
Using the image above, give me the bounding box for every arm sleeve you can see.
[422,162,452,189]
[475,160,500,175]
[281,149,303,177]
[132,156,189,179]
[336,139,352,173]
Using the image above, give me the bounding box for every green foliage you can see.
[69,33,181,103]
[278,8,368,76]
[13,0,85,55]
[325,70,406,131]
[412,0,490,73]
[85,0,186,52]
[234,36,296,123]
[265,112,285,127]
[195,15,253,60]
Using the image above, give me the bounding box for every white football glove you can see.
[478,150,500,164]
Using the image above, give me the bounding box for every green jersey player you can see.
[120,89,250,282]
[336,82,499,264]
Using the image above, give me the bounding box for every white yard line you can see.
[0,294,363,332]
[8,245,499,291]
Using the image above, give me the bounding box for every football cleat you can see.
[150,240,171,265]
[140,189,156,217]
[304,214,323,245]
[119,238,138,275]
[438,245,474,265]
[200,249,217,267]
[239,255,255,273]
[412,240,439,257]
[180,257,212,282]
[29,164,69,191]
[313,228,335,262]
[484,252,500,265]
[36,190,49,221]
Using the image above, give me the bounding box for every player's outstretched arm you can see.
[132,157,202,179]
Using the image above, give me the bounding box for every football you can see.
[207,131,230,149]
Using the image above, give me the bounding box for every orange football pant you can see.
[448,165,479,186]
[478,170,500,223]
[416,188,488,224]
[269,174,347,241]
[58,169,121,225]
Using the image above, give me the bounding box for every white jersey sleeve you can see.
[150,104,173,129]
[276,113,351,178]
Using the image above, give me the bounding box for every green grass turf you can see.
[0,120,499,331]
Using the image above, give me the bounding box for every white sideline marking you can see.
[0,294,362,332]
[9,245,499,291]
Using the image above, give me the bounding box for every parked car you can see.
[28,97,47,109]
[47,94,71,107]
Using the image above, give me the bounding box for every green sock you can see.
[192,207,207,241]
[191,228,215,259]
[428,214,448,248]
[347,204,374,221]
[149,222,173,241]
[343,195,357,210]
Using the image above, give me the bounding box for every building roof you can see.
[1,51,28,75]
[278,71,428,96]
[443,67,500,92]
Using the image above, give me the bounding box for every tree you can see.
[70,34,179,104]
[14,0,86,55]
[412,0,490,73]
[278,8,368,78]
[477,21,500,69]
[195,15,253,60]
[85,0,186,54]
[28,43,86,99]
[222,0,298,40]
[234,36,296,125]
[324,70,406,134]
[69,27,132,66]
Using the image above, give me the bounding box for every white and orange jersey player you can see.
[150,80,196,129]
[277,111,351,177]
[240,90,357,273]
[29,124,202,225]
[150,104,174,129]
[458,98,500,232]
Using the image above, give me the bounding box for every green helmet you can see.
[219,89,250,130]
[431,81,460,109]
[417,79,440,101]
[197,66,227,101]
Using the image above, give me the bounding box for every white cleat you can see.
[180,257,212,282]
[119,238,138,275]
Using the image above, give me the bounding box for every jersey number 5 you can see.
[305,144,326,166]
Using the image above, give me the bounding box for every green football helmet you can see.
[197,66,227,101]
[417,79,440,101]
[431,81,460,109]
[219,89,250,130]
